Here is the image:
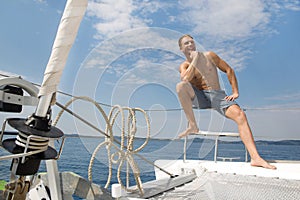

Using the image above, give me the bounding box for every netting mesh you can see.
[150,171,300,200]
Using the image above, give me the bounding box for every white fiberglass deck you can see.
[154,160,300,180]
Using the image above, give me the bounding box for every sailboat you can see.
[0,0,299,199]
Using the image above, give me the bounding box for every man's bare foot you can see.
[178,127,199,138]
[251,157,277,170]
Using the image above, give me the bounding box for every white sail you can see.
[38,0,88,98]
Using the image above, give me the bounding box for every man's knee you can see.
[237,109,247,120]
[226,105,247,122]
[176,81,189,93]
[236,110,247,125]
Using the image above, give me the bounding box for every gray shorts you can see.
[192,87,238,116]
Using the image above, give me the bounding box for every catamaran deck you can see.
[121,160,300,200]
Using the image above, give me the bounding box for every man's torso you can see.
[183,52,221,90]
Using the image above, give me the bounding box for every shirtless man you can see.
[176,34,276,169]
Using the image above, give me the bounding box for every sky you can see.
[0,0,300,140]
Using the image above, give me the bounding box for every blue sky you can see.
[0,0,300,140]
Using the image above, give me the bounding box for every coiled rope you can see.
[53,96,151,195]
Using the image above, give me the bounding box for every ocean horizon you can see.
[1,137,300,192]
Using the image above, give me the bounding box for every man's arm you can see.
[208,51,239,100]
[179,62,192,81]
[179,52,199,81]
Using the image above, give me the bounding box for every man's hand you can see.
[189,51,199,61]
[225,93,239,101]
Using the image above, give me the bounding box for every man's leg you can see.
[225,105,276,169]
[176,81,199,138]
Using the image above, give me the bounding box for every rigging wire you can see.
[1,73,300,112]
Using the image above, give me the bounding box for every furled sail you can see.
[38,0,88,100]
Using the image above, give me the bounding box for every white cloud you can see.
[34,0,46,4]
[87,0,147,39]
[179,0,269,39]
[80,27,184,70]
[138,1,168,14]
[265,92,300,102]
[285,4,300,11]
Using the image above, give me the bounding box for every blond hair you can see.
[178,34,193,49]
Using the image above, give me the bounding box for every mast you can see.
[36,0,88,199]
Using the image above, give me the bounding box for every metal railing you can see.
[183,130,248,162]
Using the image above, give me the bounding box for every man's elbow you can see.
[226,67,235,75]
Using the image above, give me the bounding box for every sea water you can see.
[0,137,300,196]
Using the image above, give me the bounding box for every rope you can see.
[53,96,162,195]
[87,105,150,193]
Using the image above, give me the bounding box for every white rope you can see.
[0,148,47,162]
[53,96,151,195]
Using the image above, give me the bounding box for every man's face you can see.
[180,36,196,55]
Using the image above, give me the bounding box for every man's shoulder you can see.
[180,60,190,67]
[179,61,189,71]
[203,51,220,63]
[203,51,216,57]
[202,51,220,67]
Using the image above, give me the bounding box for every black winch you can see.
[2,114,63,176]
